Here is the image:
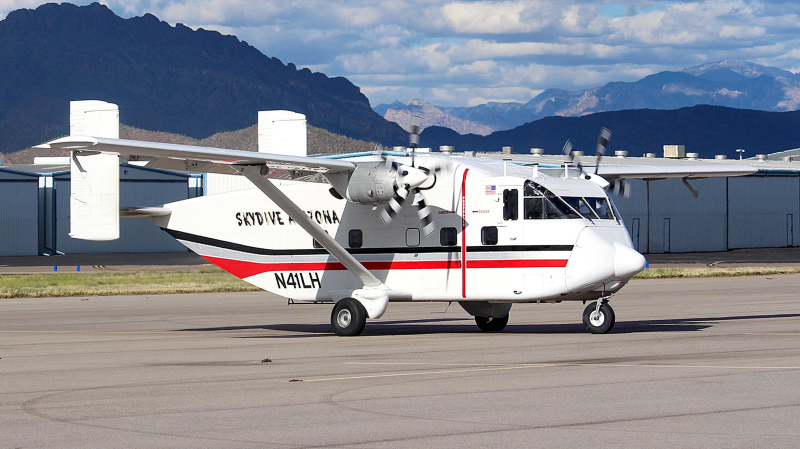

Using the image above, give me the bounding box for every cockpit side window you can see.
[503,189,518,221]
[524,180,604,220]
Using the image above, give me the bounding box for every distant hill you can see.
[419,105,800,159]
[0,2,406,155]
[377,61,800,134]
[2,123,376,164]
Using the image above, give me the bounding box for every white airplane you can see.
[38,101,756,336]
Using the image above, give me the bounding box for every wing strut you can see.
[238,165,391,318]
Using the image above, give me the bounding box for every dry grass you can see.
[0,269,259,298]
[634,266,800,279]
[4,266,800,299]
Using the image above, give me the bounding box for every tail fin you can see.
[257,110,306,157]
[68,101,120,241]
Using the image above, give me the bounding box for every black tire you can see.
[582,301,615,334]
[331,298,367,336]
[475,314,509,332]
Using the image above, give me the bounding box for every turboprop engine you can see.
[344,161,428,204]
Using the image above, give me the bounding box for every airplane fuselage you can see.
[153,157,645,305]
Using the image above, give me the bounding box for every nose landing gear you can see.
[583,297,615,334]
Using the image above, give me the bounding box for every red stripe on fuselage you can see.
[203,255,566,280]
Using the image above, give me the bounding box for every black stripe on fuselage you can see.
[162,228,573,256]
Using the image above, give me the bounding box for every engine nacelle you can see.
[345,161,397,204]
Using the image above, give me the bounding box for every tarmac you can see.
[2,247,800,274]
[2,276,800,448]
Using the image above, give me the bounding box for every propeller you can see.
[377,123,447,236]
[562,128,612,190]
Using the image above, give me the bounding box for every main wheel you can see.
[331,298,367,336]
[582,301,615,334]
[475,314,509,332]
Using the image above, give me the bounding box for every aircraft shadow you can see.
[176,313,800,338]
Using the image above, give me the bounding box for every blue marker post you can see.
[77,265,80,272]
[54,265,57,272]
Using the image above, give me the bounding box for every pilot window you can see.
[503,189,518,221]
[523,180,615,220]
[481,226,498,245]
[440,227,458,246]
[349,229,363,248]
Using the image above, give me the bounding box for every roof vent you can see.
[570,150,584,157]
[502,146,514,154]
[439,145,454,155]
[663,145,686,159]
[614,150,628,158]
[530,148,546,156]
[715,155,727,160]
[686,153,699,160]
[756,154,767,161]
[645,153,657,158]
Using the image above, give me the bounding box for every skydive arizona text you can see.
[235,210,340,226]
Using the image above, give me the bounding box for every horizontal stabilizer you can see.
[120,207,172,219]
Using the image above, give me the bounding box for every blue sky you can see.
[3,1,800,107]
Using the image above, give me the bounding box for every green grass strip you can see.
[0,268,259,298]
[634,266,800,279]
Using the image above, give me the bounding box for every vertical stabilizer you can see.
[69,100,120,241]
[258,110,307,157]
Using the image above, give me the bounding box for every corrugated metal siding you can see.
[205,173,255,195]
[611,179,648,252]
[728,175,799,249]
[52,175,190,254]
[0,180,39,256]
[647,178,727,253]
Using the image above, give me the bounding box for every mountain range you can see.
[376,61,800,135]
[0,2,406,156]
[419,105,800,159]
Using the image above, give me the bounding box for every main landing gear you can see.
[475,314,509,332]
[331,298,367,336]
[582,298,615,334]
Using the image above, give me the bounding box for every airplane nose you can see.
[614,242,647,278]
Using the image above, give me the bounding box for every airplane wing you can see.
[595,164,757,181]
[37,136,356,178]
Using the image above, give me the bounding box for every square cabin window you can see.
[406,228,421,247]
[440,227,458,246]
[349,229,363,248]
[481,226,498,245]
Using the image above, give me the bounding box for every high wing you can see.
[37,136,356,179]
[39,135,400,317]
[595,164,757,181]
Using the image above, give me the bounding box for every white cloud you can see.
[5,0,800,107]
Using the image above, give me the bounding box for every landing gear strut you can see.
[582,298,615,334]
[331,298,367,336]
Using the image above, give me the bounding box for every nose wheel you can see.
[582,299,615,334]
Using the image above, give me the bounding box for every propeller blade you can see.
[416,194,435,236]
[380,186,409,225]
[562,140,573,157]
[595,128,611,175]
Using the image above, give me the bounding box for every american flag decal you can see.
[485,185,496,195]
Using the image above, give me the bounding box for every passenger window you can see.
[481,226,498,245]
[440,227,458,246]
[313,231,329,248]
[503,189,518,221]
[349,229,363,248]
[406,228,420,247]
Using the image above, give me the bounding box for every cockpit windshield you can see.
[523,180,616,221]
